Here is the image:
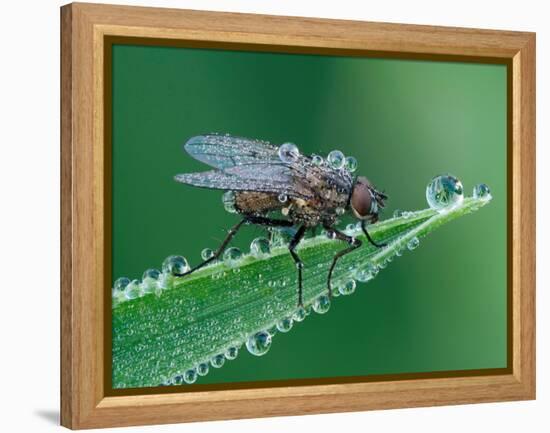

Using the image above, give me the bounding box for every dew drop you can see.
[141,269,160,294]
[378,261,387,269]
[355,263,378,282]
[276,317,293,333]
[246,331,272,356]
[210,354,225,368]
[225,346,239,360]
[278,142,299,163]
[344,156,358,172]
[426,174,464,212]
[278,193,288,203]
[407,237,420,250]
[326,230,336,240]
[345,223,356,234]
[162,255,190,276]
[222,190,237,213]
[201,248,214,260]
[223,247,242,268]
[393,209,403,218]
[336,207,345,215]
[327,150,345,169]
[313,295,331,314]
[250,237,271,259]
[183,369,197,384]
[124,279,142,299]
[173,375,183,385]
[197,363,209,376]
[338,279,356,296]
[293,307,307,322]
[114,277,130,293]
[473,183,492,201]
[312,154,324,166]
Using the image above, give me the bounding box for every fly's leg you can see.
[245,216,307,307]
[324,226,362,298]
[174,218,246,277]
[361,220,386,248]
[289,225,307,308]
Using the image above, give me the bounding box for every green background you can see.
[112,44,507,385]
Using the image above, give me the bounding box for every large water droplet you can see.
[222,191,237,213]
[250,237,271,259]
[338,279,356,295]
[197,363,209,376]
[407,237,420,250]
[183,369,197,384]
[426,174,464,212]
[278,142,299,163]
[210,354,225,368]
[225,346,239,360]
[276,317,293,333]
[201,248,214,260]
[223,247,242,268]
[246,331,272,356]
[141,269,160,294]
[327,150,345,169]
[114,277,130,293]
[355,263,378,282]
[344,156,358,172]
[473,183,492,201]
[293,307,307,322]
[162,255,189,276]
[313,295,331,314]
[124,279,142,299]
[336,207,345,215]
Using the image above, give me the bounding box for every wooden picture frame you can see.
[61,2,536,429]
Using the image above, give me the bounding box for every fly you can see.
[174,134,387,307]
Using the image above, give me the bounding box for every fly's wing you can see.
[184,134,279,169]
[175,163,312,198]
[177,133,353,200]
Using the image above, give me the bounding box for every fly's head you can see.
[350,176,387,223]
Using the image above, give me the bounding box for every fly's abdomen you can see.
[235,192,282,215]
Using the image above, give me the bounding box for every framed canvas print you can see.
[60,2,536,429]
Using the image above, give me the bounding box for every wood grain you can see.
[60,2,536,429]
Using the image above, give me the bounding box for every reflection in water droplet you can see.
[173,375,183,385]
[223,247,242,268]
[313,295,331,314]
[201,248,214,260]
[426,174,464,212]
[278,193,288,203]
[327,150,345,169]
[246,331,272,356]
[183,369,197,384]
[124,279,142,299]
[197,363,209,376]
[162,255,190,276]
[344,156,358,172]
[473,183,492,201]
[225,346,239,360]
[338,279,356,295]
[250,238,271,259]
[278,142,299,163]
[210,354,225,368]
[407,237,420,250]
[222,191,237,213]
[276,317,293,333]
